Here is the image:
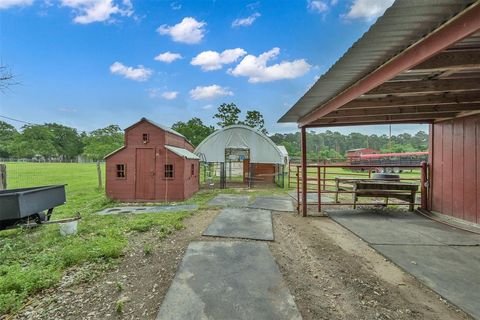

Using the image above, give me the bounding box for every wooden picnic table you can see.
[334,177,419,211]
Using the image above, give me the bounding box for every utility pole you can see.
[388,124,392,150]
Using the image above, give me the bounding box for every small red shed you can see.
[105,118,199,202]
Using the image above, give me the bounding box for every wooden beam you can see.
[298,3,480,127]
[324,103,480,118]
[367,78,480,95]
[311,112,459,126]
[305,120,432,128]
[412,49,480,72]
[340,91,480,109]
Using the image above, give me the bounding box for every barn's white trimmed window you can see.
[142,133,150,144]
[116,164,126,178]
[165,164,174,178]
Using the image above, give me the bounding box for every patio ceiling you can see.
[278,0,480,128]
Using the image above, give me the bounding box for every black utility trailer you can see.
[0,185,66,230]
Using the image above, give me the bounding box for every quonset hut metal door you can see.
[135,148,156,200]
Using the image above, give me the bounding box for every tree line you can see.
[0,103,428,161]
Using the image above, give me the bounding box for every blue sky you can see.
[0,0,427,135]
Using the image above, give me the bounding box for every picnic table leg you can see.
[385,196,389,207]
[352,185,357,209]
[335,179,340,203]
[409,191,415,211]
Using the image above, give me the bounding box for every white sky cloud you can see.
[157,17,206,44]
[189,85,233,100]
[202,104,213,110]
[191,48,247,71]
[60,0,133,24]
[307,0,328,13]
[0,0,33,10]
[161,91,179,100]
[170,1,181,10]
[344,0,394,21]
[154,51,182,63]
[231,12,260,27]
[110,61,152,81]
[228,47,311,83]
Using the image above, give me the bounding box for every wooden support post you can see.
[0,164,6,190]
[420,161,428,210]
[97,161,102,190]
[301,127,308,217]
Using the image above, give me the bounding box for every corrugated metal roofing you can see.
[278,0,476,123]
[165,145,200,160]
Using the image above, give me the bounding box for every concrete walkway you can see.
[203,208,274,241]
[157,194,301,319]
[329,209,480,319]
[156,242,301,320]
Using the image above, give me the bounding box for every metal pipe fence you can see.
[292,163,428,216]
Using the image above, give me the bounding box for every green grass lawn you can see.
[0,162,193,315]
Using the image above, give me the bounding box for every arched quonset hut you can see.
[194,125,287,188]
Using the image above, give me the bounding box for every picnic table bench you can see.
[334,177,419,211]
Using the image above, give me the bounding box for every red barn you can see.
[105,118,199,202]
[346,148,378,161]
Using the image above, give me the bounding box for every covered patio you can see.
[279,1,480,318]
[279,0,480,223]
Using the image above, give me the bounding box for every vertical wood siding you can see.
[431,114,479,224]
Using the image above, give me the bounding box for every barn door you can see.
[135,148,155,200]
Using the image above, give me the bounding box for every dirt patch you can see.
[10,206,472,320]
[11,209,219,320]
[269,212,471,320]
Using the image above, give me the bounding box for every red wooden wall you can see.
[105,120,199,202]
[430,114,479,224]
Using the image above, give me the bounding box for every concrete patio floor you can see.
[328,209,480,319]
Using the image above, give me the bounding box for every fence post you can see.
[97,161,103,190]
[322,159,327,190]
[317,166,321,212]
[0,164,6,190]
[296,166,300,214]
[287,160,291,189]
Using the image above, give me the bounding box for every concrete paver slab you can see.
[203,208,274,241]
[207,194,250,207]
[96,205,198,215]
[249,196,294,212]
[156,241,301,320]
[329,209,480,319]
[373,244,480,319]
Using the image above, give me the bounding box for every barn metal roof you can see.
[278,0,477,124]
[165,145,200,160]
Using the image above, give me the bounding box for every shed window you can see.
[142,133,149,144]
[165,164,174,178]
[191,163,195,176]
[116,164,126,178]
